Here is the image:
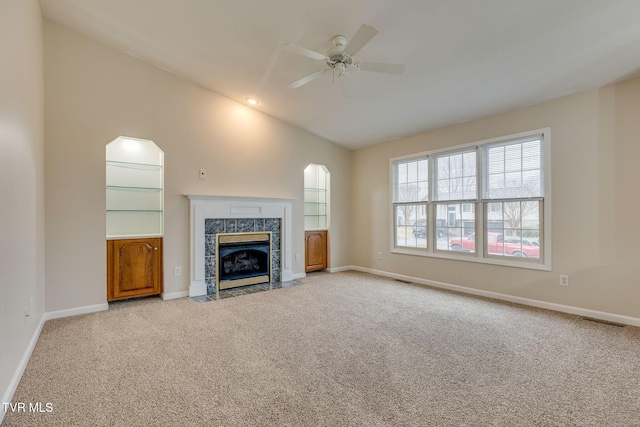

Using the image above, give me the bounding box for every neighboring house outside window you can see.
[390,128,550,270]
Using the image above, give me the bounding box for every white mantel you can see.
[186,194,295,297]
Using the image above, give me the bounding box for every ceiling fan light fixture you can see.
[245,97,259,106]
[281,24,405,91]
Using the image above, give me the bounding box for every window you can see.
[390,129,550,270]
[434,150,477,253]
[392,157,428,248]
[483,137,542,260]
[435,150,476,201]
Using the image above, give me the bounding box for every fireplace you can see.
[186,194,294,297]
[217,232,271,290]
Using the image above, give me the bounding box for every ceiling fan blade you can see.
[287,69,327,89]
[344,24,378,56]
[358,62,405,74]
[281,43,327,61]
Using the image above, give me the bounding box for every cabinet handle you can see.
[154,247,158,250]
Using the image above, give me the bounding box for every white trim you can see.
[189,282,207,298]
[162,291,189,300]
[347,266,640,327]
[106,233,163,240]
[328,266,352,273]
[0,315,46,424]
[390,247,551,271]
[44,303,109,321]
[542,128,552,270]
[292,272,307,280]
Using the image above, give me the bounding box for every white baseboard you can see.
[189,282,207,297]
[296,265,350,276]
[1,314,46,424]
[162,291,189,300]
[44,303,109,321]
[282,268,294,282]
[348,265,640,327]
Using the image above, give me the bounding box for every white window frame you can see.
[390,128,551,271]
[391,156,429,250]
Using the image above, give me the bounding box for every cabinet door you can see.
[305,230,327,272]
[107,238,162,301]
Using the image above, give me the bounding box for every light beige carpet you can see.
[3,271,640,426]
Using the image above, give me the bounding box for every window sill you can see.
[391,247,551,271]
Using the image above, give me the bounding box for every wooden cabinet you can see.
[107,238,163,301]
[305,230,327,272]
[106,137,164,301]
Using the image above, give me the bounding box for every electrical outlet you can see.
[377,251,382,260]
[295,254,301,262]
[559,274,569,287]
[175,266,182,276]
[199,169,207,179]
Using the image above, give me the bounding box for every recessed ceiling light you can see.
[245,97,259,105]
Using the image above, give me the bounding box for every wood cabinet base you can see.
[305,230,327,272]
[107,238,163,301]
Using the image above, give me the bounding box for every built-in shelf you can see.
[106,160,163,168]
[107,185,162,191]
[106,137,164,239]
[304,179,328,230]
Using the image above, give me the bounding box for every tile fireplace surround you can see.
[186,195,294,297]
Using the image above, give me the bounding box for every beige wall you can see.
[351,80,640,318]
[43,21,352,311]
[0,0,45,408]
[26,7,640,322]
[3,1,637,414]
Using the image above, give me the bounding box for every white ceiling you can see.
[39,0,640,150]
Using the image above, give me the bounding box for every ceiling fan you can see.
[281,24,405,89]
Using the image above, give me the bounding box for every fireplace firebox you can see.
[216,232,271,290]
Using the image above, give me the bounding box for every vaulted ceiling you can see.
[39,0,640,150]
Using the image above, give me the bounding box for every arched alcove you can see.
[106,136,164,238]
[303,164,330,272]
[105,136,164,301]
[303,164,330,230]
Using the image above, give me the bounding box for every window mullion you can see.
[393,201,425,207]
[476,146,484,258]
[476,200,484,258]
[481,196,544,203]
[427,156,435,253]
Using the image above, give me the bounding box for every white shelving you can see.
[304,164,329,230]
[304,187,327,229]
[106,137,164,238]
